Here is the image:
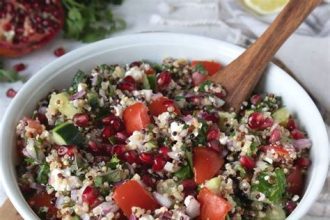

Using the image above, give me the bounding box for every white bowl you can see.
[0,33,328,220]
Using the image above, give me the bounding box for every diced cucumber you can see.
[143,75,150,89]
[49,92,81,119]
[204,176,221,193]
[272,107,290,126]
[52,122,84,146]
[142,75,156,90]
[87,92,99,108]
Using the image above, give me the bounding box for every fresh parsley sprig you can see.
[62,0,126,42]
[0,60,24,82]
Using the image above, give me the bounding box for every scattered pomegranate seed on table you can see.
[54,47,66,57]
[6,88,17,98]
[13,63,26,72]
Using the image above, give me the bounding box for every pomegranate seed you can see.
[139,152,154,165]
[82,186,99,206]
[182,179,197,191]
[66,146,76,157]
[207,140,222,153]
[123,76,136,84]
[124,150,139,164]
[186,95,203,105]
[152,155,166,171]
[291,129,305,140]
[54,47,65,57]
[248,112,273,130]
[57,146,68,156]
[250,94,262,105]
[201,112,219,123]
[114,131,128,144]
[239,155,256,170]
[248,112,264,129]
[269,128,281,143]
[35,113,48,126]
[141,174,155,188]
[88,141,102,155]
[13,63,26,72]
[215,91,226,99]
[285,201,297,214]
[6,88,17,98]
[287,118,297,131]
[3,22,12,31]
[129,61,142,68]
[207,126,220,141]
[73,113,90,127]
[102,126,115,139]
[117,77,136,92]
[157,71,172,88]
[112,145,126,156]
[295,157,310,168]
[102,115,124,132]
[159,147,170,159]
[181,179,197,196]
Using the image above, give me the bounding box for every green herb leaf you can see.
[252,168,286,203]
[0,68,24,82]
[175,164,193,181]
[71,70,87,93]
[62,0,126,42]
[198,80,212,92]
[36,163,50,185]
[107,155,120,169]
[193,63,207,75]
[94,176,104,187]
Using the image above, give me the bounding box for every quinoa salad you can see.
[16,58,311,220]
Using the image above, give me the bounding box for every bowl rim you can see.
[0,32,329,220]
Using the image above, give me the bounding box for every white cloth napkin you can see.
[0,0,329,218]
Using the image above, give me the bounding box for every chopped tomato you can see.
[113,180,159,217]
[149,96,180,116]
[260,144,289,156]
[287,166,305,196]
[145,67,156,75]
[197,188,232,220]
[28,192,57,218]
[191,60,222,76]
[123,102,151,133]
[193,147,224,184]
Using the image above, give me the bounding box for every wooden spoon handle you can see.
[209,0,322,111]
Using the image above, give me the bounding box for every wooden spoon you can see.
[209,0,322,111]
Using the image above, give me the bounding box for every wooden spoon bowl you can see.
[208,0,322,111]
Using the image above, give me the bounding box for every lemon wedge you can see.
[243,0,289,15]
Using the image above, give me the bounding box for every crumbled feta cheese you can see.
[125,66,145,82]
[49,168,82,192]
[77,83,88,92]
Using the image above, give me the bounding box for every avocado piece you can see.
[49,92,81,119]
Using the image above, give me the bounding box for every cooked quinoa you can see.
[16,58,311,220]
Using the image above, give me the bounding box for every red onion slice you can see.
[292,138,312,150]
